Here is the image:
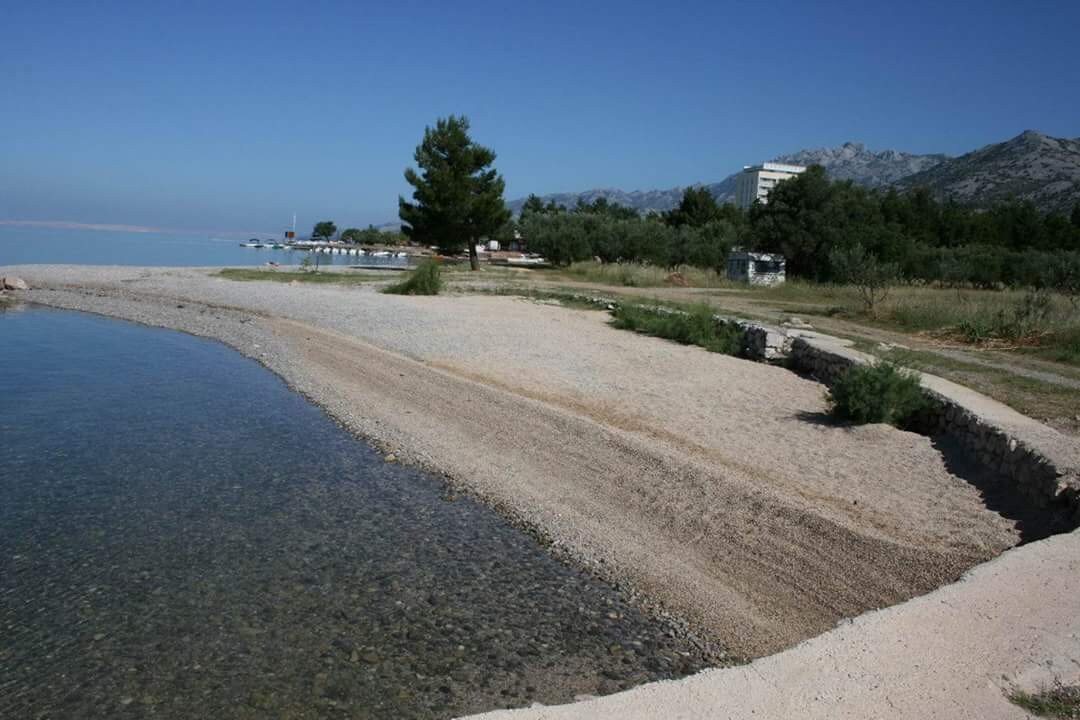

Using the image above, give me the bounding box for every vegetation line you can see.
[218,269,383,285]
[383,259,443,295]
[609,303,744,356]
[1008,684,1080,718]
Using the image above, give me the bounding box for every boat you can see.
[240,240,265,248]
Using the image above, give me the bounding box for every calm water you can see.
[0,306,709,719]
[0,225,408,267]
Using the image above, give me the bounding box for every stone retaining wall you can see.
[778,329,1078,522]
[911,393,1079,515]
[561,293,1078,521]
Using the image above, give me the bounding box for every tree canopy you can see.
[341,225,385,245]
[519,194,546,220]
[312,221,337,240]
[747,165,1080,283]
[573,197,640,220]
[514,164,1079,290]
[664,187,723,227]
[399,115,510,269]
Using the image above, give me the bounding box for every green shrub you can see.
[382,259,442,295]
[999,290,1053,339]
[1008,683,1080,718]
[828,362,928,426]
[610,303,743,355]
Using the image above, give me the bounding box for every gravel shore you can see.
[4,265,1030,658]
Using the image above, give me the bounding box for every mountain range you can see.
[896,130,1080,214]
[508,130,1080,215]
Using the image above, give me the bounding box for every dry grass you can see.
[549,261,734,289]
[535,265,1080,365]
[739,281,1080,367]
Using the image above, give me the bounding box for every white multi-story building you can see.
[734,162,806,209]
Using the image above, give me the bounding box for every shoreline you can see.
[9,286,724,660]
[1,265,1047,661]
[7,265,1080,717]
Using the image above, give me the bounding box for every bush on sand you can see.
[828,362,928,426]
[383,259,442,296]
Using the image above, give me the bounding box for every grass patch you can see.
[551,261,733,289]
[218,268,383,285]
[471,286,615,311]
[382,259,442,296]
[882,347,1080,429]
[1009,684,1080,718]
[1022,326,1080,366]
[882,348,985,374]
[537,269,1080,366]
[748,281,1080,368]
[610,303,743,355]
[828,362,928,426]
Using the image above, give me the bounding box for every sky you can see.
[2,0,1079,235]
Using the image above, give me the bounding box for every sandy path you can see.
[4,266,1032,658]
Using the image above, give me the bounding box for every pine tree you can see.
[519,194,546,221]
[399,116,510,270]
[665,186,722,227]
[313,221,337,240]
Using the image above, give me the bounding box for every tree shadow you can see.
[931,435,1077,544]
[791,410,1078,543]
[793,410,843,427]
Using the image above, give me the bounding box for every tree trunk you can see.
[469,237,479,271]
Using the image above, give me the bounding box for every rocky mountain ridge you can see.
[896,130,1080,214]
[508,130,1080,215]
[774,142,947,187]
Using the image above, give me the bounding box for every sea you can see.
[0,224,407,267]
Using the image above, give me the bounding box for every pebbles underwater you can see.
[0,306,711,719]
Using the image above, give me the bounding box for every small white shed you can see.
[726,251,786,286]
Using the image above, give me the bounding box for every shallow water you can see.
[0,306,709,719]
[0,225,407,267]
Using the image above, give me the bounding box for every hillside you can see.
[508,141,945,214]
[775,143,946,187]
[508,131,1080,216]
[897,130,1080,213]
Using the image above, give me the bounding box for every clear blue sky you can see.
[2,0,1078,234]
